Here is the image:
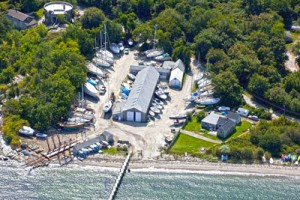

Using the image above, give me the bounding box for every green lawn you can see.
[102,147,124,155]
[183,116,200,132]
[228,121,252,140]
[202,132,219,140]
[169,133,215,154]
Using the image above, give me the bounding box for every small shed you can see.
[169,59,185,89]
[100,131,114,145]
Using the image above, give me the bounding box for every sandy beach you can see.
[68,157,300,177]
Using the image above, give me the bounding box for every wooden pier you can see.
[108,152,132,200]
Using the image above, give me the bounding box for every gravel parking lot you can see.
[78,50,196,159]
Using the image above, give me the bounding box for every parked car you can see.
[248,115,259,121]
[124,48,129,54]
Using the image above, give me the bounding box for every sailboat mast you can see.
[104,24,107,52]
[100,31,102,49]
[153,24,157,50]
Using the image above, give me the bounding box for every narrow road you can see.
[180,130,222,144]
[243,94,300,123]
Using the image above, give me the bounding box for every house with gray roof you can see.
[227,111,241,124]
[201,112,237,138]
[6,9,37,30]
[122,66,159,122]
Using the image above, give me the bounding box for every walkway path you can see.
[180,130,222,144]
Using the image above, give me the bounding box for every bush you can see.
[196,110,206,122]
[186,111,193,121]
[255,147,264,160]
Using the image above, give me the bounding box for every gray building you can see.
[73,131,114,157]
[201,112,238,138]
[44,1,73,25]
[5,9,37,30]
[227,111,241,124]
[123,66,159,122]
[217,120,236,138]
[130,65,170,80]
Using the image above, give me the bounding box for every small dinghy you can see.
[103,100,113,113]
[150,106,160,114]
[118,42,124,51]
[155,90,167,100]
[149,110,155,117]
[19,126,35,137]
[127,73,136,81]
[36,133,47,138]
[128,39,133,46]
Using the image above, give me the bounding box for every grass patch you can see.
[202,132,218,140]
[33,8,44,20]
[227,121,252,140]
[183,116,200,132]
[169,133,215,154]
[102,147,124,155]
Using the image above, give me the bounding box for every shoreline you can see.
[1,156,300,177]
[68,158,300,177]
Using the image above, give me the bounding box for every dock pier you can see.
[108,152,132,200]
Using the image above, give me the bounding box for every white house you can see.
[169,59,185,89]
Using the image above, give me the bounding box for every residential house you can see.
[5,9,37,30]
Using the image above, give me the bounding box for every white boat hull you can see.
[196,98,220,105]
[92,57,111,68]
[110,43,120,54]
[146,50,164,58]
[98,49,113,58]
[84,83,98,98]
[103,101,112,113]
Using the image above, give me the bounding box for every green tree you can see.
[132,23,152,43]
[212,71,243,107]
[248,74,270,96]
[81,7,106,29]
[196,110,206,122]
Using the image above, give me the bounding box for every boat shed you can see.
[112,101,125,121]
[130,65,170,80]
[169,59,185,89]
[122,67,159,122]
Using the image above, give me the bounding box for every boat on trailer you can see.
[86,61,106,77]
[150,106,160,114]
[59,122,84,129]
[84,82,98,98]
[195,97,220,105]
[110,43,120,54]
[169,114,187,120]
[155,90,167,100]
[19,126,35,137]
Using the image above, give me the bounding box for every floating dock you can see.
[108,152,132,200]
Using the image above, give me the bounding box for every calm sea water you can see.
[0,163,299,200]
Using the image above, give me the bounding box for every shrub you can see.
[196,110,206,122]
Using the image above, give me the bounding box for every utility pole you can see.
[153,24,157,49]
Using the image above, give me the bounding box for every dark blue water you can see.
[0,163,299,200]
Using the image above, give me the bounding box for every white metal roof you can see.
[169,67,184,83]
